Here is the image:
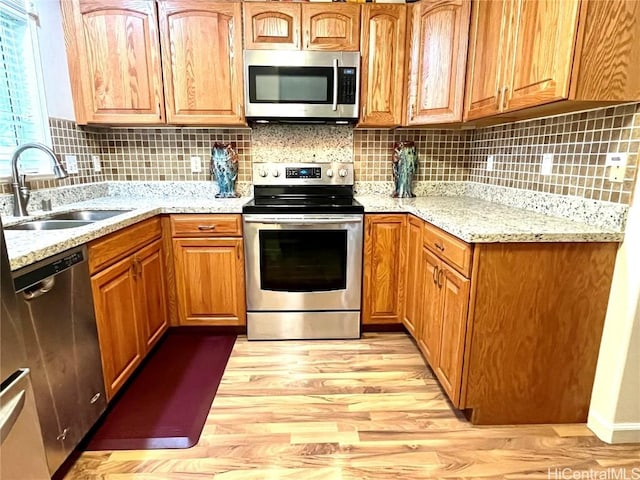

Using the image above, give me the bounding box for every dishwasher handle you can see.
[22,276,55,301]
[0,370,28,444]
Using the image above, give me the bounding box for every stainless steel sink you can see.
[6,220,95,230]
[45,209,132,221]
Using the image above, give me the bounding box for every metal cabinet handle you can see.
[57,427,69,441]
[22,276,55,301]
[90,393,101,404]
[197,225,216,230]
[502,86,509,110]
[432,265,439,284]
[332,58,339,111]
[434,242,445,251]
[437,268,444,288]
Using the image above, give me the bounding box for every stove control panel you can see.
[253,162,354,186]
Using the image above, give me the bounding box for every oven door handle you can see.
[244,217,362,225]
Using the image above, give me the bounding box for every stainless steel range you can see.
[243,162,364,340]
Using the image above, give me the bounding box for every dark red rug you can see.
[86,331,236,450]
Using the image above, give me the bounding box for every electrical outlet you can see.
[65,155,79,174]
[487,155,494,171]
[190,156,202,173]
[92,155,102,172]
[606,153,627,183]
[541,153,553,176]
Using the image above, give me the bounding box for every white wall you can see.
[588,173,640,443]
[35,0,75,121]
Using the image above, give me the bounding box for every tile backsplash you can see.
[468,103,640,204]
[5,102,639,206]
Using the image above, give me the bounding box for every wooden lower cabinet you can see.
[362,214,407,324]
[402,215,423,336]
[91,255,143,400]
[90,221,167,400]
[173,238,246,326]
[135,240,169,350]
[401,214,617,424]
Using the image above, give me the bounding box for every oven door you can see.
[243,214,363,311]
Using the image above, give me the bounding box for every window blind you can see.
[0,0,51,178]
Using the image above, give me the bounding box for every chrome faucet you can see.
[11,142,68,217]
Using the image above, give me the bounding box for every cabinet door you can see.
[135,239,168,352]
[463,0,510,120]
[243,3,301,50]
[159,1,244,125]
[362,215,406,324]
[173,238,246,325]
[435,263,470,407]
[419,246,442,366]
[61,0,164,124]
[406,0,471,125]
[91,257,142,400]
[302,4,360,51]
[503,0,580,112]
[402,216,423,337]
[359,4,407,127]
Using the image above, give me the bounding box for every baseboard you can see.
[588,410,640,443]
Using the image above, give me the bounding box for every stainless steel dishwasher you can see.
[13,245,107,475]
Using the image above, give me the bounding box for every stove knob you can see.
[272,169,280,178]
[258,169,267,178]
[326,169,334,178]
[338,168,348,178]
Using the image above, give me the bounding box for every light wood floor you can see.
[66,333,640,479]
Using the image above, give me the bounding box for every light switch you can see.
[65,155,78,174]
[190,156,202,173]
[541,154,553,176]
[487,155,494,171]
[92,155,101,172]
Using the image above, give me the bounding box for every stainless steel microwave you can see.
[244,50,360,123]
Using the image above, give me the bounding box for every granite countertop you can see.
[4,196,248,271]
[355,195,624,243]
[3,194,623,271]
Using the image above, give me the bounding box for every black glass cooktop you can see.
[243,185,364,214]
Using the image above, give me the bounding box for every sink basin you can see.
[6,220,95,230]
[45,209,132,221]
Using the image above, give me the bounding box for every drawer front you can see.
[423,222,472,277]
[170,214,242,237]
[89,217,162,274]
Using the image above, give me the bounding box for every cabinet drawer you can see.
[423,222,472,277]
[89,217,161,274]
[170,214,242,237]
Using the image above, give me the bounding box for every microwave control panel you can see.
[337,68,357,105]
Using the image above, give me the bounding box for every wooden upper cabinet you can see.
[464,0,510,121]
[61,0,164,124]
[406,0,471,125]
[464,0,639,121]
[504,0,580,112]
[243,3,301,50]
[302,4,360,51]
[158,1,244,125]
[359,4,407,127]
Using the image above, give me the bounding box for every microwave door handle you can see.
[332,58,338,111]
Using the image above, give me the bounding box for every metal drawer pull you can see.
[432,265,439,284]
[197,225,216,230]
[434,242,445,251]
